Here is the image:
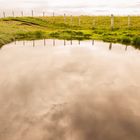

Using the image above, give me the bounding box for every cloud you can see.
[132,2,140,8]
[0,0,139,15]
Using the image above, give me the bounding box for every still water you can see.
[0,39,140,140]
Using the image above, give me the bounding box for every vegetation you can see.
[0,16,140,48]
[133,37,140,48]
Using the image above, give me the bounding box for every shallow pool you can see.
[0,39,140,140]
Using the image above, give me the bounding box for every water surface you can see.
[0,39,140,140]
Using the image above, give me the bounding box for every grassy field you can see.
[0,16,140,48]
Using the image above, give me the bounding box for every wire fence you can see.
[0,10,140,30]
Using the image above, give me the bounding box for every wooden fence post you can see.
[93,19,96,27]
[53,12,55,23]
[111,14,114,30]
[32,10,34,17]
[71,15,73,25]
[128,15,130,28]
[78,16,81,26]
[64,13,66,24]
[3,12,5,18]
[12,11,14,17]
[43,11,45,17]
[21,11,23,17]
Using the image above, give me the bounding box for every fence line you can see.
[1,10,140,18]
[0,10,139,30]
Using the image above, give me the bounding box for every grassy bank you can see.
[0,16,140,48]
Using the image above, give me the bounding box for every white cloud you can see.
[0,0,139,15]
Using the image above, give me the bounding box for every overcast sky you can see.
[0,0,140,15]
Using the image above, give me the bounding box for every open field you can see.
[0,16,140,48]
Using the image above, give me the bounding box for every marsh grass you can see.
[133,37,140,48]
[49,30,91,40]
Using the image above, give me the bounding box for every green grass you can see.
[0,16,140,48]
[133,37,140,48]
